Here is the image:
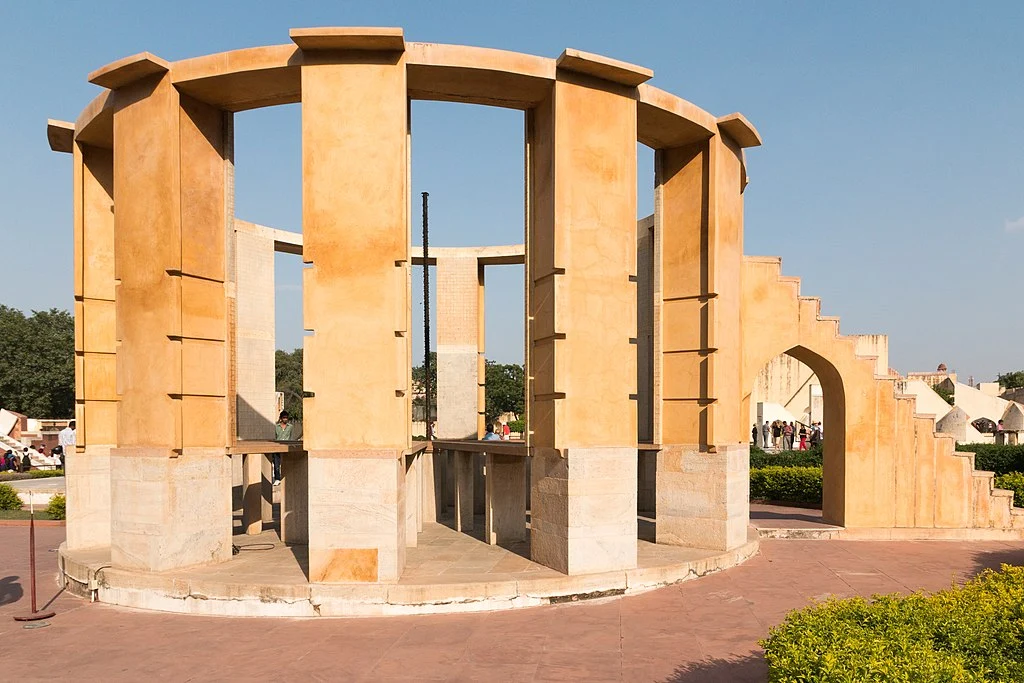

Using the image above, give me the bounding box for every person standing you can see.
[751,423,760,447]
[771,421,782,449]
[502,422,511,441]
[783,422,794,450]
[798,424,808,451]
[58,420,76,464]
[273,411,294,484]
[762,422,770,449]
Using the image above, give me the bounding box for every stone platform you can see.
[58,517,759,617]
[750,503,1024,541]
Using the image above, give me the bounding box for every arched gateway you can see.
[46,27,1021,615]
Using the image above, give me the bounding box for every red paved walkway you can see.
[2,527,1022,681]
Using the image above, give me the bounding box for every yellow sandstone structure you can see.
[46,27,1022,615]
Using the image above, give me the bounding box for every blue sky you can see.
[2,1,1022,382]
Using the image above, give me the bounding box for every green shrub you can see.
[46,493,66,520]
[751,445,823,469]
[0,468,65,482]
[762,564,1024,682]
[750,466,822,504]
[994,472,1024,507]
[957,444,1024,476]
[0,483,22,510]
[508,419,525,434]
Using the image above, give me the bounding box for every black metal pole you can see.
[422,192,432,441]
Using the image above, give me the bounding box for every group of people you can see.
[1,445,62,472]
[753,419,823,451]
[0,420,75,473]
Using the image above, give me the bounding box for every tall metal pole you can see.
[14,492,55,622]
[422,192,432,441]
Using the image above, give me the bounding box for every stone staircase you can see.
[0,432,23,453]
[744,255,1024,533]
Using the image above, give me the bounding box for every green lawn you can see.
[0,509,60,520]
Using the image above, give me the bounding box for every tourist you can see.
[771,421,782,449]
[810,422,821,447]
[58,420,76,460]
[761,422,770,449]
[21,448,32,472]
[273,411,294,484]
[0,450,13,471]
[798,424,808,450]
[784,422,794,450]
[483,427,501,441]
[751,423,759,447]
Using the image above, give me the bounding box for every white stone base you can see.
[656,444,749,551]
[531,447,638,575]
[57,529,760,618]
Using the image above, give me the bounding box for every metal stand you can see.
[14,495,55,622]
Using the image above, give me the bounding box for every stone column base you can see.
[307,450,405,583]
[66,444,112,550]
[454,451,475,532]
[656,443,749,551]
[485,454,526,546]
[110,447,232,571]
[280,451,308,544]
[530,447,637,575]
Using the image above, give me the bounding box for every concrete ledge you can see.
[56,531,759,617]
[758,526,1024,541]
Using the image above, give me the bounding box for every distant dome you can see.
[937,363,948,372]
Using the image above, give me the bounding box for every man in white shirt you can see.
[58,421,76,467]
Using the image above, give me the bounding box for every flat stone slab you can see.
[59,520,759,617]
[751,502,1024,541]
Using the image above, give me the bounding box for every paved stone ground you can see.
[2,527,1023,682]
[749,503,839,530]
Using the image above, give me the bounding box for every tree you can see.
[934,382,955,406]
[997,371,1024,390]
[412,352,437,422]
[275,348,303,421]
[0,306,75,418]
[485,361,524,425]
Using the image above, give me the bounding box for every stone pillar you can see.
[280,450,308,544]
[654,131,750,552]
[436,256,485,440]
[298,33,410,583]
[108,65,232,571]
[525,55,644,575]
[241,453,262,535]
[405,454,419,547]
[454,451,475,532]
[485,453,526,545]
[68,142,115,550]
[233,220,278,441]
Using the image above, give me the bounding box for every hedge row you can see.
[0,469,65,482]
[750,445,823,469]
[750,466,823,505]
[957,444,1024,476]
[762,564,1024,681]
[994,472,1024,508]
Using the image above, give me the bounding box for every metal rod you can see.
[422,191,432,441]
[29,509,37,613]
